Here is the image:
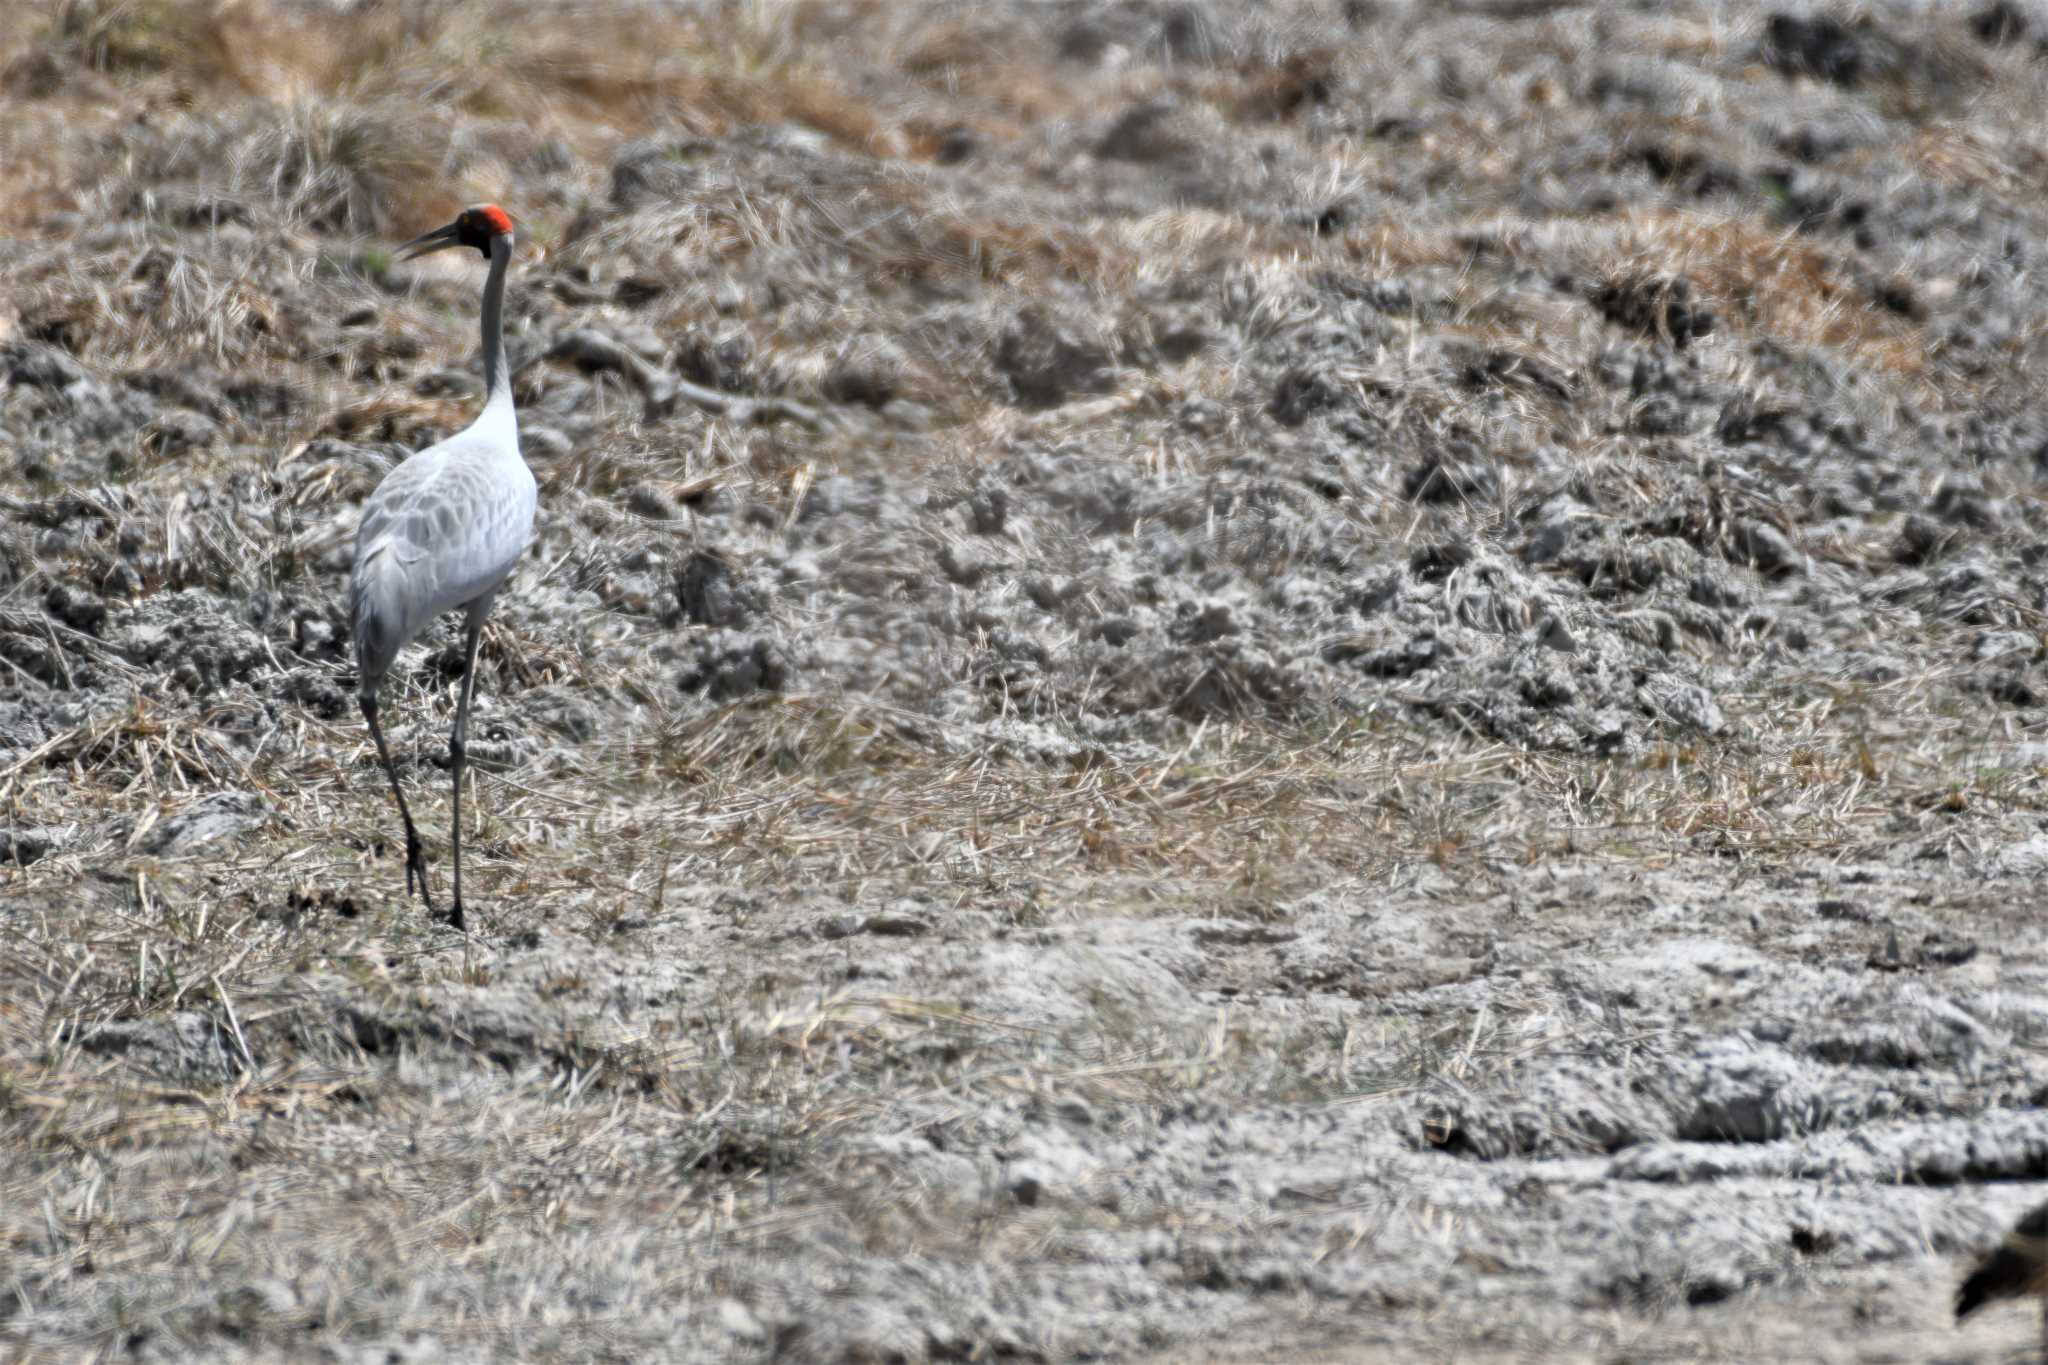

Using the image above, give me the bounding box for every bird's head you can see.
[398,204,516,262]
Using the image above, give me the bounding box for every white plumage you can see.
[353,409,532,673]
[350,203,534,929]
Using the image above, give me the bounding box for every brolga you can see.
[350,203,535,930]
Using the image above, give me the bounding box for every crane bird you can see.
[1956,1198,2048,1354]
[350,203,534,930]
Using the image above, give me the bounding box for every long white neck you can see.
[479,232,514,420]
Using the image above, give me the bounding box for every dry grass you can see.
[1611,209,1936,388]
[0,0,972,243]
[4,640,2043,1348]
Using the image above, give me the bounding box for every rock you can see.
[820,335,908,408]
[130,791,270,855]
[676,630,789,699]
[5,340,90,389]
[994,309,1114,408]
[1,826,56,865]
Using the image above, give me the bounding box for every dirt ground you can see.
[6,0,2048,1360]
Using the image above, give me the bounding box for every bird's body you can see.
[351,400,532,678]
[349,203,532,929]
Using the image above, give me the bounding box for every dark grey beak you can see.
[397,220,463,261]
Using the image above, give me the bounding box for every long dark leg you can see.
[448,610,487,931]
[361,692,435,915]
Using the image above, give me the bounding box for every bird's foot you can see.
[445,895,466,933]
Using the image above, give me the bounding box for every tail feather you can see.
[350,539,411,693]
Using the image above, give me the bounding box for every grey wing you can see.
[353,453,440,574]
[351,440,535,688]
[356,446,535,621]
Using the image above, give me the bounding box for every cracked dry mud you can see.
[6,1,2048,1361]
